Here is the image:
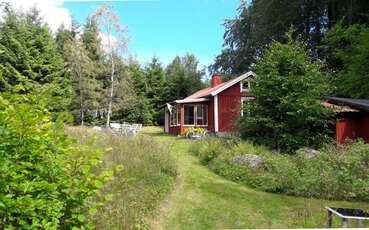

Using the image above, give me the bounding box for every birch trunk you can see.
[106,25,115,127]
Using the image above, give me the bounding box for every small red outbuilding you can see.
[325,97,369,144]
[164,71,256,135]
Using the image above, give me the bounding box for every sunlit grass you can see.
[67,126,177,229]
[146,128,369,229]
[67,126,369,229]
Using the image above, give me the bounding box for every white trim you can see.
[183,125,208,127]
[175,98,210,104]
[241,97,254,117]
[164,108,169,132]
[325,207,369,220]
[214,95,219,132]
[241,97,246,117]
[169,104,180,127]
[211,71,256,96]
[241,79,251,92]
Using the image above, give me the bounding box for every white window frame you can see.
[241,97,253,117]
[170,105,180,127]
[240,79,251,92]
[183,104,208,127]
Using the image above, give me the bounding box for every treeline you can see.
[0,4,205,126]
[212,0,369,99]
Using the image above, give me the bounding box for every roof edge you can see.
[325,96,369,112]
[175,98,210,104]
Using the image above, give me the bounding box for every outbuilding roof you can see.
[325,97,369,112]
[175,71,256,104]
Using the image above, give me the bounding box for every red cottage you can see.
[164,71,256,135]
[324,97,369,144]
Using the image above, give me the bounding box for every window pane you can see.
[242,99,252,117]
[196,105,208,126]
[242,80,249,90]
[184,105,194,125]
[170,105,179,126]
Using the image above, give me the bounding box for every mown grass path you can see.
[143,127,369,229]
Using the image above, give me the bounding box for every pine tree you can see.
[63,39,100,125]
[0,6,72,118]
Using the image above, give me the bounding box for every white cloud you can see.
[5,0,72,33]
[2,0,153,33]
[99,32,117,53]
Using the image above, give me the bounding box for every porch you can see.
[165,101,211,135]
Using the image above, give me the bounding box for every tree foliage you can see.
[63,39,101,126]
[0,7,72,118]
[240,31,333,152]
[0,93,113,228]
[211,0,369,76]
[323,23,369,99]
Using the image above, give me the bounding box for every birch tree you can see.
[93,4,129,127]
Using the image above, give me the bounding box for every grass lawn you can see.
[142,127,369,229]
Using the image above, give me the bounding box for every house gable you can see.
[210,71,255,96]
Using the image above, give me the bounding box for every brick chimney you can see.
[211,74,222,87]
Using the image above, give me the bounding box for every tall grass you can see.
[67,127,177,229]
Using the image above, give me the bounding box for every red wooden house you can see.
[164,71,256,135]
[324,97,369,144]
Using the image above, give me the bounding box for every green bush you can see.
[294,141,369,200]
[240,29,333,153]
[0,94,112,229]
[191,137,229,164]
[68,127,177,229]
[193,137,369,201]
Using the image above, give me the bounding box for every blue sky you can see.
[63,0,241,68]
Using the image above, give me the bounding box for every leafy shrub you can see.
[294,141,369,200]
[193,137,369,201]
[68,127,177,229]
[0,94,112,229]
[240,29,333,153]
[191,137,228,164]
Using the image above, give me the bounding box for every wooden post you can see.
[328,210,333,228]
[180,104,184,134]
[357,219,363,228]
[342,218,348,228]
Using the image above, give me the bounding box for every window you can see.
[170,105,179,126]
[241,97,253,117]
[196,104,208,126]
[241,77,255,92]
[184,105,195,125]
[184,104,208,126]
[241,80,251,91]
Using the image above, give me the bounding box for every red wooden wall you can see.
[336,113,369,144]
[217,83,247,132]
[359,115,369,142]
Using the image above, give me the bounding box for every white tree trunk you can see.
[106,25,115,128]
[106,57,114,127]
